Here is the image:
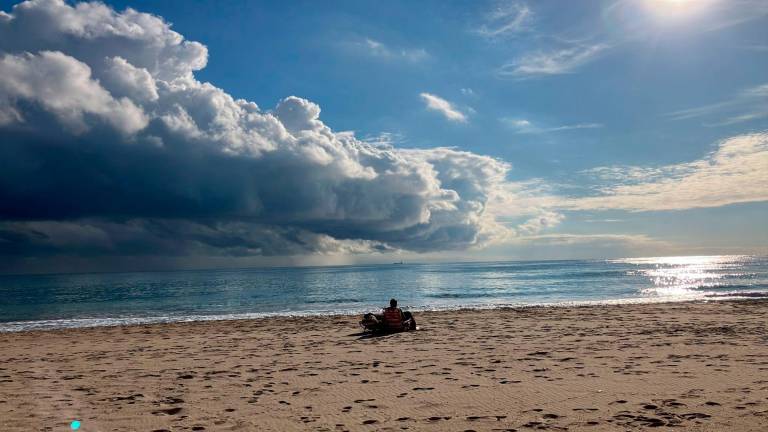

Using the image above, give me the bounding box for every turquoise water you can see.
[1,255,766,332]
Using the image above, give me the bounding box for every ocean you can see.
[1,255,766,332]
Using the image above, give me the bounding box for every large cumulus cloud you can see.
[0,0,519,264]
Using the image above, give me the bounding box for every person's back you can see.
[382,298,404,330]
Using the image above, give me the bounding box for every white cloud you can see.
[512,233,673,259]
[706,112,768,127]
[360,131,406,147]
[478,1,532,38]
[502,117,603,133]
[515,210,564,235]
[0,50,148,134]
[498,43,610,78]
[567,132,768,212]
[420,92,468,123]
[505,119,531,128]
[346,38,429,63]
[0,0,208,81]
[701,0,768,32]
[102,56,159,102]
[483,132,768,224]
[667,83,768,127]
[546,123,603,132]
[743,84,768,98]
[516,233,666,248]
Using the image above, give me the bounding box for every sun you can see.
[643,0,716,22]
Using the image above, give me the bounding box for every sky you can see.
[0,0,766,274]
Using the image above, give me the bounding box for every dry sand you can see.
[1,300,767,431]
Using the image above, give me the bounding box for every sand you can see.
[1,300,767,431]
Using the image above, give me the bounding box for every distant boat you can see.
[392,260,404,265]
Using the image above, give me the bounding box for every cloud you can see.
[505,119,531,128]
[484,232,675,261]
[0,0,546,267]
[666,83,768,127]
[515,211,564,235]
[0,219,393,258]
[566,132,768,212]
[344,37,429,62]
[360,131,407,147]
[706,112,768,127]
[516,233,665,248]
[545,123,603,132]
[497,43,610,78]
[419,92,468,123]
[0,51,148,134]
[700,0,768,32]
[483,132,768,222]
[0,0,208,81]
[477,1,532,38]
[502,118,603,134]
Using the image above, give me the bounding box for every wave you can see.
[3,294,766,333]
[705,291,768,298]
[424,292,501,299]
[304,298,363,304]
[693,283,768,291]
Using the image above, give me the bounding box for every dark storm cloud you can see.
[0,0,517,266]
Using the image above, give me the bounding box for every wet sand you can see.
[1,300,767,431]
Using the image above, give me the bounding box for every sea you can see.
[1,255,767,332]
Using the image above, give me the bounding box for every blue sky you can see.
[0,0,766,272]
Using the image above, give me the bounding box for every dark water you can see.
[1,255,766,332]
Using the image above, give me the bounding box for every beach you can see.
[1,300,767,431]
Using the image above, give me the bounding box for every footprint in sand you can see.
[152,407,182,415]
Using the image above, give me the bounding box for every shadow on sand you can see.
[348,329,422,340]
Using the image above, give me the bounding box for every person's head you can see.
[390,298,397,308]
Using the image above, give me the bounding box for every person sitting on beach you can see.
[382,298,416,331]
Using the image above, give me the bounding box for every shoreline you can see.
[2,299,767,431]
[3,295,768,334]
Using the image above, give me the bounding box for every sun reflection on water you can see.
[612,255,758,298]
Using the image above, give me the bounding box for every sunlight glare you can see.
[644,0,717,23]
